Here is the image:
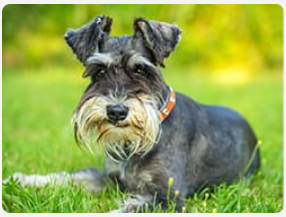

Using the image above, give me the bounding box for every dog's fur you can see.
[3,15,260,212]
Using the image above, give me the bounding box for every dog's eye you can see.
[134,65,146,76]
[97,68,106,75]
[94,67,107,78]
[83,64,108,79]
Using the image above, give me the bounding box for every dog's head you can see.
[64,15,181,161]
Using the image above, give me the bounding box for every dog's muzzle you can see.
[72,95,162,162]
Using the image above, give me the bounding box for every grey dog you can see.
[3,15,260,212]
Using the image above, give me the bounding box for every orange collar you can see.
[159,87,176,122]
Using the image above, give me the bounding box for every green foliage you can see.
[2,69,283,213]
[2,4,283,73]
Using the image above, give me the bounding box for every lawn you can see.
[2,68,283,213]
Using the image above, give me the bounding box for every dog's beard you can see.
[72,95,161,162]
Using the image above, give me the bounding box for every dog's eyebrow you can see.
[85,53,113,66]
[127,53,154,68]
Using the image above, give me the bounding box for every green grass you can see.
[2,68,283,213]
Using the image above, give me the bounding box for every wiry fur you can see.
[3,15,260,213]
[72,94,161,162]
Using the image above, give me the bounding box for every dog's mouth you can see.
[107,120,130,128]
[90,120,148,161]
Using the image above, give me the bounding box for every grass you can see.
[2,67,283,213]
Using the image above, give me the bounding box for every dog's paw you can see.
[2,173,27,185]
[2,172,59,187]
[108,204,138,213]
[109,195,152,213]
[109,208,124,213]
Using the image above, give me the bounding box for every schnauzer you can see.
[3,15,260,212]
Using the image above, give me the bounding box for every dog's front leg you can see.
[2,168,106,193]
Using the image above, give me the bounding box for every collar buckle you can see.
[159,87,176,122]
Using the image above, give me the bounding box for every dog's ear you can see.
[64,15,112,65]
[133,18,182,67]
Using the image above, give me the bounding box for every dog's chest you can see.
[106,159,152,192]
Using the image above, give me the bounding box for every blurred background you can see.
[2,5,284,212]
[2,4,283,76]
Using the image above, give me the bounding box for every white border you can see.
[1,2,285,217]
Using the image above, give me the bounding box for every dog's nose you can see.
[106,104,129,122]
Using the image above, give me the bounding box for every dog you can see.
[3,15,260,212]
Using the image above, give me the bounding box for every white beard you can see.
[72,94,161,162]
